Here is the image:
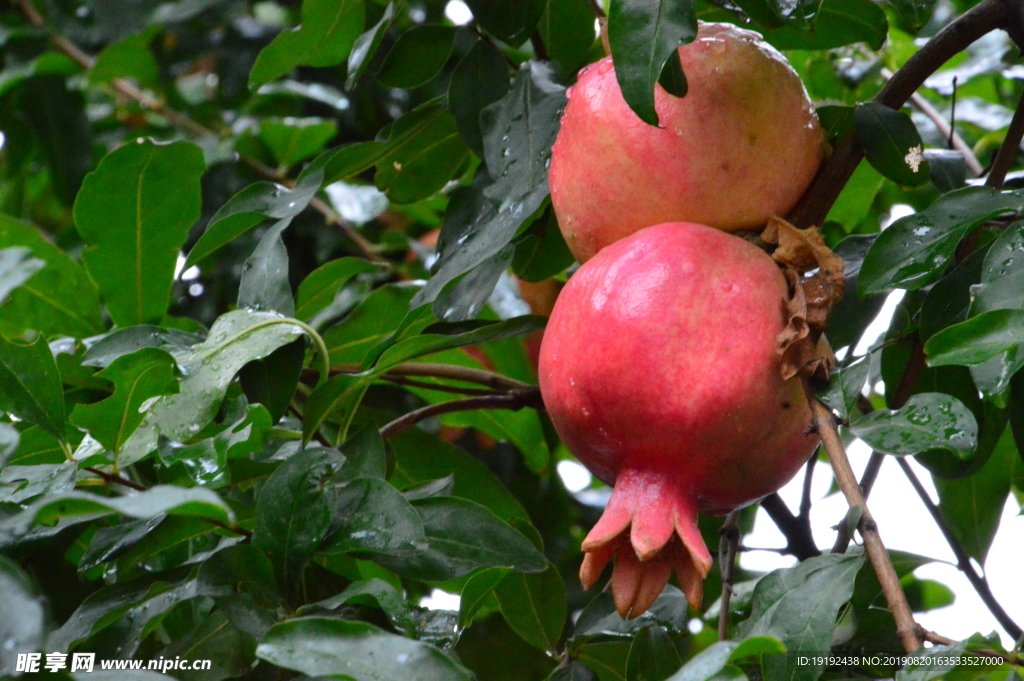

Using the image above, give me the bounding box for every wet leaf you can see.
[850,392,978,459]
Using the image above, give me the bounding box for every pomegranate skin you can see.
[550,22,824,263]
[538,222,819,616]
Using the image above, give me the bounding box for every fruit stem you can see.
[803,381,922,653]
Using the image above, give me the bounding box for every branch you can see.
[15,0,383,263]
[83,467,253,538]
[586,0,606,18]
[717,510,741,641]
[379,389,543,439]
[985,86,1024,189]
[804,384,921,653]
[760,493,821,560]
[380,375,506,397]
[788,0,1018,229]
[896,458,1023,641]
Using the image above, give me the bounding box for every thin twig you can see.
[381,375,506,397]
[83,468,253,538]
[717,510,741,641]
[788,0,1017,229]
[896,458,1023,640]
[985,87,1024,189]
[15,0,382,263]
[798,454,817,522]
[804,384,921,653]
[378,389,542,439]
[880,68,984,177]
[530,29,549,61]
[328,362,533,391]
[760,493,821,559]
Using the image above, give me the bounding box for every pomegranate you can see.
[538,222,818,617]
[550,22,825,263]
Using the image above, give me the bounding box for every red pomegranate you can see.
[538,222,819,617]
[550,22,824,263]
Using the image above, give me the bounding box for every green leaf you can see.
[626,625,681,681]
[826,158,883,229]
[260,117,338,169]
[858,187,1024,296]
[302,372,370,444]
[377,497,546,581]
[116,310,305,465]
[763,0,888,50]
[448,40,511,157]
[459,566,511,627]
[926,309,1024,367]
[886,0,938,32]
[390,428,529,522]
[345,3,397,90]
[237,218,294,316]
[464,0,546,46]
[0,52,79,98]
[114,516,217,579]
[324,283,420,364]
[252,448,343,596]
[735,552,864,681]
[296,257,381,322]
[538,0,598,72]
[300,578,414,632]
[77,516,165,573]
[895,642,967,681]
[969,220,1024,316]
[935,430,1014,564]
[607,0,697,126]
[338,425,387,480]
[925,149,968,193]
[89,32,160,87]
[320,141,389,185]
[0,215,104,339]
[0,555,46,677]
[377,24,457,89]
[513,207,576,281]
[375,315,546,370]
[818,355,869,420]
[82,326,204,368]
[48,572,200,657]
[573,587,689,639]
[827,234,885,350]
[0,247,44,305]
[919,246,987,341]
[732,0,787,28]
[73,139,205,326]
[664,641,738,681]
[0,422,18,468]
[186,160,325,267]
[851,392,977,459]
[248,0,364,89]
[239,338,305,424]
[4,426,63,466]
[69,348,179,454]
[160,610,255,681]
[1,486,234,548]
[854,102,929,186]
[327,477,426,555]
[496,564,567,653]
[416,63,566,308]
[0,334,66,440]
[256,617,473,680]
[373,101,470,205]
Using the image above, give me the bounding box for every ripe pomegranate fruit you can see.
[538,222,819,617]
[550,22,825,263]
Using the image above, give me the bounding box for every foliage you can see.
[1,0,1023,679]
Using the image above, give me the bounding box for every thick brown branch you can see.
[379,389,543,439]
[985,87,1024,189]
[788,0,1017,229]
[760,493,821,560]
[896,458,1023,641]
[805,385,921,652]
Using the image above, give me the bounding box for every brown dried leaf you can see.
[767,218,842,381]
